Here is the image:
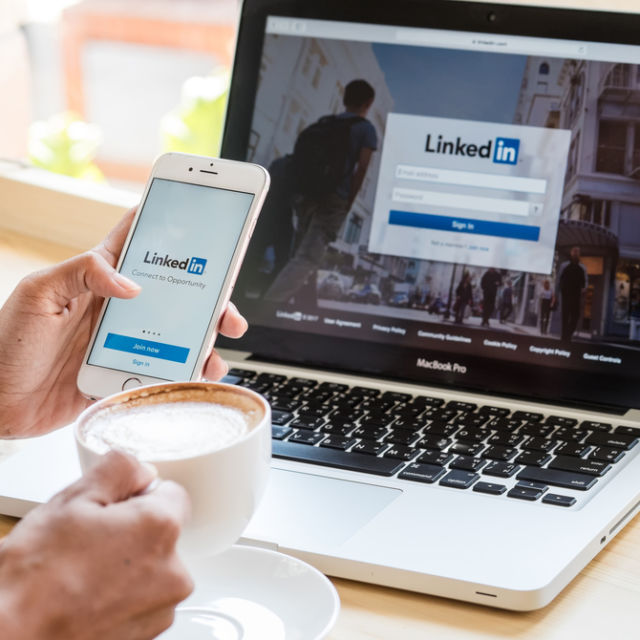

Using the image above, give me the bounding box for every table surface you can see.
[3,0,640,635]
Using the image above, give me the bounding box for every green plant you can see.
[160,69,230,156]
[28,112,104,181]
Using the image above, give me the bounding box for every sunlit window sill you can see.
[0,159,140,252]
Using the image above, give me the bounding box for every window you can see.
[4,0,238,190]
[538,62,550,75]
[344,214,363,245]
[596,120,627,175]
[565,132,580,180]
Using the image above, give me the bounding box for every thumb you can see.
[39,250,140,312]
[78,450,158,505]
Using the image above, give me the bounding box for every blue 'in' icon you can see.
[187,257,207,275]
[493,137,520,165]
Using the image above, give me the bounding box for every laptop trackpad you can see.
[242,469,401,549]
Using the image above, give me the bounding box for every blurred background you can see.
[1,0,238,191]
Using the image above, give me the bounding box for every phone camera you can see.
[189,167,193,172]
[487,11,497,22]
[210,162,214,166]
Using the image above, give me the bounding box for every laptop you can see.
[2,0,640,611]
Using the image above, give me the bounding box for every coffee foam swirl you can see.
[82,401,251,461]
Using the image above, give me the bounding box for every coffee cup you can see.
[74,381,271,558]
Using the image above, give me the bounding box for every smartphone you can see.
[77,152,270,399]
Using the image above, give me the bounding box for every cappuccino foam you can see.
[82,401,250,461]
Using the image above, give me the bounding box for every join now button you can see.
[104,333,190,363]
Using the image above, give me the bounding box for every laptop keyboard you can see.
[225,368,639,507]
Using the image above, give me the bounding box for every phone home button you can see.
[122,377,143,391]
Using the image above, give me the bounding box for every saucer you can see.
[158,545,340,640]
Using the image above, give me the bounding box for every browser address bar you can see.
[395,28,587,58]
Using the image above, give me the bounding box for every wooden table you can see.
[2,228,640,638]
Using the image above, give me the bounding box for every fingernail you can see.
[113,272,141,292]
[143,462,159,479]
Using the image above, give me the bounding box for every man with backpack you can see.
[263,79,378,304]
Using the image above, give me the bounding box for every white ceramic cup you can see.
[74,381,271,558]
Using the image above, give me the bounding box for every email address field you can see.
[389,210,540,241]
[395,164,547,195]
[392,187,537,217]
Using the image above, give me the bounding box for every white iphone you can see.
[77,152,270,399]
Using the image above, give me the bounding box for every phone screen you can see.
[88,177,254,381]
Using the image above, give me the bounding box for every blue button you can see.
[104,333,190,363]
[389,210,540,242]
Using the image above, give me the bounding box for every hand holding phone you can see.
[77,153,269,399]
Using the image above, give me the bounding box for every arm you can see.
[0,451,192,640]
[0,209,247,438]
[347,147,373,210]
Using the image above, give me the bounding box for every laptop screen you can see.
[222,0,640,412]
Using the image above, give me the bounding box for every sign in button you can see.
[104,333,190,363]
[389,210,540,242]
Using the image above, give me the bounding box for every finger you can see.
[95,207,138,267]
[218,301,248,338]
[37,250,141,313]
[202,348,229,381]
[77,450,157,506]
[137,479,192,528]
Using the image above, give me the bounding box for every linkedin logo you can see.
[187,257,207,275]
[493,137,520,165]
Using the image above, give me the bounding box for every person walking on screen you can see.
[557,246,588,341]
[499,279,514,323]
[454,272,473,324]
[539,279,554,335]
[480,267,501,327]
[263,79,378,304]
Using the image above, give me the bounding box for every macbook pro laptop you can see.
[2,0,640,611]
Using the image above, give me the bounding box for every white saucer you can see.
[158,545,340,640]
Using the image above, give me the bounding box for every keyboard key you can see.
[349,386,379,397]
[507,486,544,501]
[299,405,331,418]
[385,429,420,446]
[473,481,507,495]
[417,450,453,466]
[615,426,640,437]
[271,410,294,425]
[228,367,256,379]
[391,417,425,431]
[417,435,451,451]
[439,470,479,489]
[522,437,557,453]
[414,396,446,408]
[478,405,510,416]
[453,413,489,428]
[220,374,242,385]
[519,423,555,438]
[542,494,577,507]
[291,416,325,430]
[516,466,597,490]
[489,432,524,447]
[320,422,356,436]
[383,445,419,461]
[382,391,412,403]
[515,480,548,492]
[319,382,348,393]
[585,432,638,451]
[289,430,325,445]
[256,373,287,384]
[289,377,317,388]
[353,426,387,440]
[351,439,388,456]
[450,456,485,472]
[514,451,551,467]
[482,461,520,478]
[554,442,591,457]
[512,411,543,422]
[399,463,446,484]
[450,441,484,456]
[580,420,612,432]
[320,436,357,451]
[273,440,404,476]
[456,429,487,444]
[545,415,578,427]
[272,425,292,440]
[548,455,611,477]
[446,401,478,412]
[270,398,300,412]
[554,426,589,442]
[482,445,518,461]
[487,417,522,432]
[589,447,625,463]
[423,422,458,437]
